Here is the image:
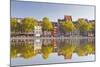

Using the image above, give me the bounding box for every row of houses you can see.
[11,15,95,37]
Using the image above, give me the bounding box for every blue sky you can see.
[11,0,95,22]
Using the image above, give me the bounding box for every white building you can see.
[34,39,42,52]
[17,19,21,23]
[34,26,42,37]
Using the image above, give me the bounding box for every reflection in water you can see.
[11,41,37,59]
[11,38,95,66]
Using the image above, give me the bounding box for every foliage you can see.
[11,44,18,58]
[84,43,95,54]
[76,43,95,56]
[21,17,37,32]
[41,44,53,59]
[59,21,76,33]
[20,43,36,59]
[11,42,36,59]
[10,18,18,32]
[42,17,53,31]
[59,43,75,59]
[75,46,87,56]
[78,19,93,32]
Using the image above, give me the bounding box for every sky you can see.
[11,0,95,22]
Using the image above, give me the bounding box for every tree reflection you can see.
[20,43,36,59]
[11,43,18,58]
[84,43,95,55]
[41,44,53,60]
[75,45,87,56]
[11,42,37,59]
[75,43,95,56]
[58,43,75,59]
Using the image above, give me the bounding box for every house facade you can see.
[34,26,42,37]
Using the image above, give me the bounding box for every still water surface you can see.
[11,38,95,66]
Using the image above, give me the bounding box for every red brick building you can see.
[64,15,72,21]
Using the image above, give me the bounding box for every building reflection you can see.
[11,38,95,60]
[34,39,42,54]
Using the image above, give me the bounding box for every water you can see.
[10,38,95,66]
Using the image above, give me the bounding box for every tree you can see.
[88,22,95,36]
[78,19,93,32]
[21,17,37,32]
[59,21,76,35]
[77,19,93,36]
[65,21,76,32]
[10,18,18,32]
[42,17,53,31]
[91,22,95,31]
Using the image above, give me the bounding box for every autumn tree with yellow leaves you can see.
[21,17,37,32]
[59,21,76,35]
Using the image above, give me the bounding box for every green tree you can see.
[10,18,18,32]
[77,19,93,36]
[91,22,95,30]
[21,17,37,32]
[78,19,93,32]
[59,21,76,35]
[42,17,53,31]
[65,21,76,32]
